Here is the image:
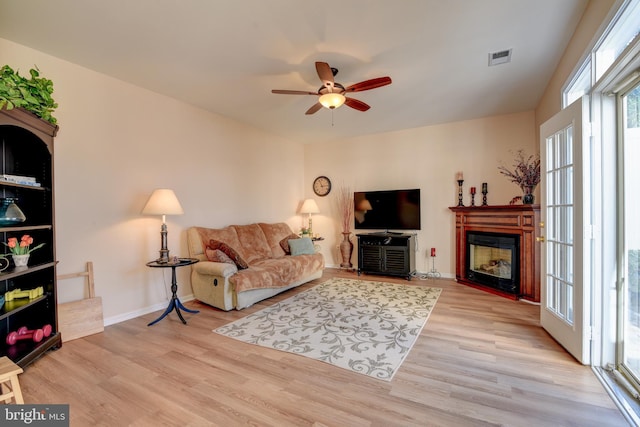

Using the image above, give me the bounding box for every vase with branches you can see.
[336,186,354,269]
[498,149,541,204]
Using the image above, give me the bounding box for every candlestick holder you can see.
[425,255,441,279]
[481,182,488,206]
[470,193,476,206]
[457,180,464,206]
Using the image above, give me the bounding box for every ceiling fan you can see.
[272,62,392,115]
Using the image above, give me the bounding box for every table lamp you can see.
[300,198,319,236]
[142,189,184,263]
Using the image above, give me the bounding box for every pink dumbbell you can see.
[6,324,52,345]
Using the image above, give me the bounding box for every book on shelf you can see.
[0,174,40,187]
[2,174,36,182]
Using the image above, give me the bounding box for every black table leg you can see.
[147,264,200,326]
[176,298,199,314]
[147,298,177,326]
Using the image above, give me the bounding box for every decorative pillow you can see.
[207,239,249,269]
[288,237,315,256]
[279,233,300,254]
[204,248,235,265]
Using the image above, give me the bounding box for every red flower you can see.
[6,237,17,249]
[3,234,44,255]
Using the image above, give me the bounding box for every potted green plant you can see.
[0,65,58,124]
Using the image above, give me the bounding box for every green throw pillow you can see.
[288,237,315,256]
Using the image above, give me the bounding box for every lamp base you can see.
[157,249,170,264]
[157,224,170,263]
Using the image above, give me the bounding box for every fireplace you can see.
[466,231,519,295]
[449,204,540,302]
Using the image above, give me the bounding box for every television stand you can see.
[357,232,416,281]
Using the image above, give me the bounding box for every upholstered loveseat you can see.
[187,222,324,310]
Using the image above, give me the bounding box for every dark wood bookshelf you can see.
[0,107,61,367]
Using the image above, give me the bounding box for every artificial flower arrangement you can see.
[299,227,311,236]
[337,186,354,234]
[4,235,45,255]
[498,149,541,191]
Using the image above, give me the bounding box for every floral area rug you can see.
[214,278,441,381]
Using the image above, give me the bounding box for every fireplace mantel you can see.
[449,205,540,302]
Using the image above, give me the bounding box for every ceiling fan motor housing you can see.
[318,83,345,95]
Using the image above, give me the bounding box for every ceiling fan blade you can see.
[305,102,323,115]
[344,77,392,93]
[315,62,335,91]
[272,89,318,95]
[344,97,370,112]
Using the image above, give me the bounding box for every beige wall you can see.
[304,112,537,275]
[1,38,307,323]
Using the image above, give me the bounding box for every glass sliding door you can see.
[621,80,640,382]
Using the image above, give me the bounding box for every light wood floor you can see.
[19,269,628,426]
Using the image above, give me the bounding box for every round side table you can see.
[146,258,199,326]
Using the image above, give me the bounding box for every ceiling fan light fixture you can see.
[272,61,391,114]
[319,93,346,109]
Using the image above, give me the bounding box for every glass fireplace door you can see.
[467,232,519,294]
[470,245,512,278]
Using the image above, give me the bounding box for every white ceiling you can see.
[0,0,588,143]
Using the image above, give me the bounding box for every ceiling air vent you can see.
[488,49,512,66]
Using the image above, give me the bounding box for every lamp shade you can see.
[319,93,346,109]
[300,199,320,214]
[142,189,184,216]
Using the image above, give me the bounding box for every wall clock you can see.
[313,176,332,197]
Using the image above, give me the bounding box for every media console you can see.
[356,232,416,280]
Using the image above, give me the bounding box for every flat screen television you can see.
[354,188,421,231]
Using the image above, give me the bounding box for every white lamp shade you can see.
[142,189,184,216]
[319,93,346,109]
[300,198,320,214]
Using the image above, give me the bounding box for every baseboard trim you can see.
[103,294,196,326]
